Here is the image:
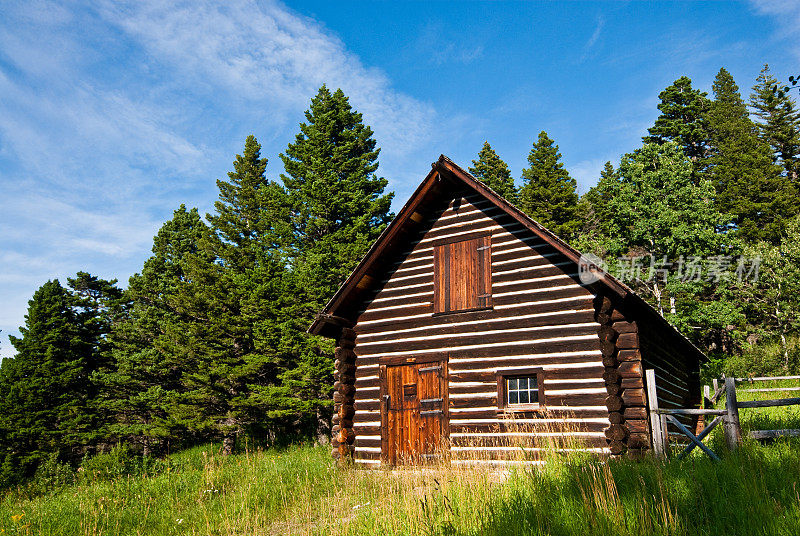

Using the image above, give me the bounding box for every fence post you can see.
[646,369,665,457]
[724,376,742,450]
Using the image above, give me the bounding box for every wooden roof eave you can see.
[308,165,444,337]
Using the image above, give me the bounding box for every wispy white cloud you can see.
[750,0,800,58]
[579,16,605,62]
[0,0,439,358]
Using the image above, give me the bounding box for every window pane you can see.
[509,391,518,404]
[508,378,517,391]
[519,390,529,404]
[519,377,528,390]
[530,388,538,403]
[530,376,537,390]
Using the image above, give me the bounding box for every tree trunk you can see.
[652,281,664,316]
[223,433,235,456]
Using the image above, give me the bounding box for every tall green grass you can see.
[1,436,799,536]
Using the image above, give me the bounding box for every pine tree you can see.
[578,161,616,237]
[171,137,299,454]
[280,85,394,307]
[518,131,581,239]
[644,76,711,175]
[63,272,124,450]
[708,67,795,243]
[96,205,208,455]
[750,64,800,184]
[0,281,88,484]
[468,141,517,202]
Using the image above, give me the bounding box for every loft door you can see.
[383,361,446,464]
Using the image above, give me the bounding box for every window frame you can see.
[432,231,492,316]
[496,368,546,413]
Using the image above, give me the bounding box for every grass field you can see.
[2,382,800,536]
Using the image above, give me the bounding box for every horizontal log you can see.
[622,389,646,407]
[448,352,605,372]
[492,287,593,307]
[609,412,624,425]
[616,332,639,350]
[355,299,596,335]
[621,377,644,389]
[352,449,381,461]
[606,383,621,396]
[354,400,380,411]
[451,397,497,409]
[602,354,618,368]
[450,419,611,434]
[617,349,641,362]
[623,407,647,420]
[356,326,600,355]
[612,321,637,335]
[547,392,608,406]
[617,361,642,378]
[339,338,356,350]
[450,366,604,384]
[625,419,648,434]
[356,313,598,345]
[450,435,609,449]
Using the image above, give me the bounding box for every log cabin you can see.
[309,155,706,466]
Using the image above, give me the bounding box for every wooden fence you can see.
[645,370,800,460]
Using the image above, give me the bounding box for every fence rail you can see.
[646,370,800,460]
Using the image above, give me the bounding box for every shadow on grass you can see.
[425,441,800,536]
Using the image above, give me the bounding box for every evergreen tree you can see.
[643,76,711,175]
[468,141,517,202]
[65,272,124,450]
[708,67,794,243]
[172,137,298,454]
[577,161,616,242]
[0,281,87,484]
[280,85,394,306]
[95,205,208,455]
[518,131,581,239]
[750,64,800,184]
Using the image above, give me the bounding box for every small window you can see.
[433,234,491,314]
[497,369,545,411]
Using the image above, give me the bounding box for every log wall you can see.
[349,189,616,465]
[638,320,702,434]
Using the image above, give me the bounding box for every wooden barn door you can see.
[382,361,447,464]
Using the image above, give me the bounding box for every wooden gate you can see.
[381,360,447,465]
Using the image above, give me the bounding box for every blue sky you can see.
[1,0,799,358]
